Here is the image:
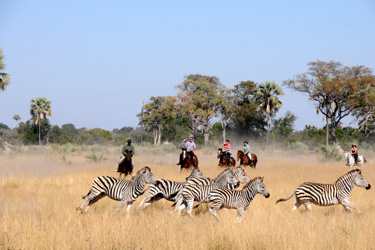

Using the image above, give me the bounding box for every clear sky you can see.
[1,0,374,131]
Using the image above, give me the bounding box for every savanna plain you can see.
[0,145,374,250]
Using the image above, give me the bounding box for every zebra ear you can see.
[261,177,264,181]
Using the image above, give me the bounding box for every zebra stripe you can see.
[276,169,371,214]
[138,167,209,208]
[173,168,240,215]
[76,166,156,214]
[204,176,270,222]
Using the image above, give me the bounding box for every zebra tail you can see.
[275,191,295,204]
[193,200,204,209]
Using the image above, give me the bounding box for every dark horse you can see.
[117,152,133,178]
[179,148,198,171]
[217,148,236,167]
[237,150,258,169]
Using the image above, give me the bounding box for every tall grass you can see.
[0,146,374,249]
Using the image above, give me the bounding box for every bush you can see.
[315,145,342,161]
[287,141,310,155]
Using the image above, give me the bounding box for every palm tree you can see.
[0,48,11,91]
[12,114,21,128]
[30,97,52,145]
[255,81,284,146]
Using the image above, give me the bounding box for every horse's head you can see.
[344,152,350,162]
[181,148,187,160]
[217,148,222,158]
[237,150,243,160]
[125,151,132,160]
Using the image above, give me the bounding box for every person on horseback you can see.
[177,137,196,166]
[122,139,135,165]
[222,140,233,165]
[351,144,358,165]
[242,141,252,165]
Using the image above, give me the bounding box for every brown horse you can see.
[117,152,133,178]
[179,148,198,171]
[217,148,236,167]
[237,150,257,169]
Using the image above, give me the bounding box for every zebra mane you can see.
[214,168,233,179]
[132,166,151,180]
[242,176,263,189]
[335,169,361,183]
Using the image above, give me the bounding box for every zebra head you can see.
[134,166,157,185]
[186,167,208,181]
[233,165,250,184]
[353,169,371,190]
[216,168,239,188]
[247,177,270,198]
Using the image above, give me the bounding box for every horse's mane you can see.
[242,176,262,189]
[335,169,361,183]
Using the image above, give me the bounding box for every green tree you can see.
[138,96,176,145]
[271,111,297,142]
[283,61,375,146]
[12,114,21,128]
[231,81,266,138]
[255,81,284,146]
[61,123,79,142]
[176,74,224,146]
[30,97,52,145]
[0,48,10,91]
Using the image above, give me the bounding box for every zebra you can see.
[198,176,270,222]
[173,168,246,216]
[137,166,209,209]
[171,165,250,213]
[276,169,371,214]
[76,166,156,214]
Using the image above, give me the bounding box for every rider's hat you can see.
[352,144,357,147]
[127,139,132,143]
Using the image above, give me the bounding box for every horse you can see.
[217,148,236,167]
[117,152,133,178]
[179,148,198,171]
[236,150,258,169]
[345,152,366,168]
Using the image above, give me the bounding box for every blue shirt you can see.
[185,141,196,152]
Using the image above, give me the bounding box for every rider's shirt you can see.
[242,144,250,154]
[185,141,196,152]
[122,144,135,156]
[223,143,231,152]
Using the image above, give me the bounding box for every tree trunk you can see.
[157,125,162,145]
[153,129,157,145]
[329,123,339,146]
[325,117,329,147]
[204,132,209,146]
[38,114,41,145]
[266,115,270,146]
[222,125,226,142]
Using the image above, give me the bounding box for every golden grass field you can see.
[0,146,374,250]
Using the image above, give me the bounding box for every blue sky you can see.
[1,0,374,131]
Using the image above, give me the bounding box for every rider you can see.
[242,141,252,165]
[222,139,233,165]
[177,137,196,166]
[122,139,135,165]
[351,144,358,165]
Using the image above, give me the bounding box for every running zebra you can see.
[199,176,270,222]
[137,166,209,209]
[173,168,244,215]
[172,165,250,213]
[276,169,371,214]
[76,166,156,214]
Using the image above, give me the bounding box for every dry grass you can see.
[0,147,374,250]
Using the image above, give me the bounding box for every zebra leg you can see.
[186,198,195,216]
[209,207,220,221]
[78,192,105,213]
[112,200,128,215]
[234,207,245,223]
[292,201,301,211]
[340,199,362,215]
[126,201,133,213]
[302,202,312,212]
[138,188,161,208]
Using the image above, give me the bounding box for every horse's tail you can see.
[275,191,295,204]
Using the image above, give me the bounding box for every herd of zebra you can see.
[76,165,371,222]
